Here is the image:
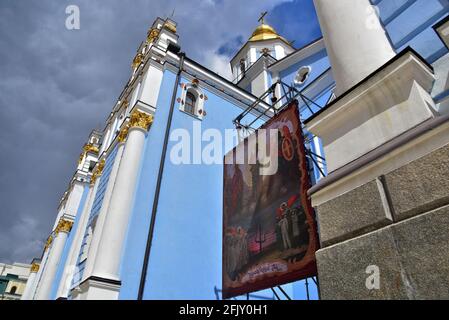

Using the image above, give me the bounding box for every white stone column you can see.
[35,219,73,300]
[313,0,395,96]
[29,244,51,300]
[64,180,86,220]
[82,141,125,281]
[21,263,39,300]
[86,110,153,298]
[55,177,100,299]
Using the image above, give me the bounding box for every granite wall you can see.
[315,143,449,299]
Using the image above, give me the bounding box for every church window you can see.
[185,91,196,115]
[88,161,95,172]
[294,66,312,86]
[179,84,205,120]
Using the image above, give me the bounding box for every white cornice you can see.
[269,38,325,73]
[165,51,272,114]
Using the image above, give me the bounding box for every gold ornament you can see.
[129,110,153,131]
[132,53,144,69]
[78,144,99,166]
[147,28,160,43]
[117,123,130,143]
[83,144,99,155]
[56,219,73,234]
[30,263,40,273]
[90,158,105,186]
[164,21,177,33]
[44,235,53,250]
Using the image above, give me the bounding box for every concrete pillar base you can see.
[71,276,121,300]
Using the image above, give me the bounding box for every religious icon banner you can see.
[222,100,319,299]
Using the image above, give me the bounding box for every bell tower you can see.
[230,12,295,97]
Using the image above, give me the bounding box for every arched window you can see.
[184,91,196,115]
[10,286,17,295]
[179,84,205,119]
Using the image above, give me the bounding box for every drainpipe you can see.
[137,51,185,300]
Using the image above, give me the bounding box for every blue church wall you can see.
[278,49,330,91]
[119,70,179,299]
[49,184,89,299]
[372,0,449,63]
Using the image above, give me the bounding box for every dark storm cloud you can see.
[0,0,320,264]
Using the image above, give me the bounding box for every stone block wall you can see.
[315,143,449,299]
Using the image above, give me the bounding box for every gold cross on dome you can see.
[258,11,268,24]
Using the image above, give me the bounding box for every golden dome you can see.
[249,23,289,44]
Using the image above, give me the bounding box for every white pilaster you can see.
[84,110,152,299]
[35,220,73,300]
[29,246,51,300]
[313,0,396,96]
[21,264,39,300]
[82,141,125,282]
[138,63,164,108]
[55,179,100,299]
[65,181,85,218]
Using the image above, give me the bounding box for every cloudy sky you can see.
[0,0,321,264]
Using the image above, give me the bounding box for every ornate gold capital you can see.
[78,144,99,165]
[90,158,105,186]
[30,263,40,273]
[117,123,130,143]
[147,28,160,43]
[44,235,53,251]
[83,143,99,155]
[56,219,73,234]
[129,110,153,131]
[132,53,144,69]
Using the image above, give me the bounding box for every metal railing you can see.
[232,76,334,179]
